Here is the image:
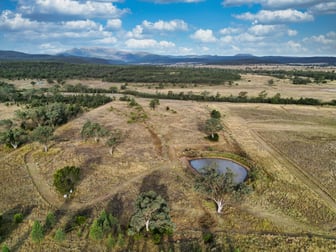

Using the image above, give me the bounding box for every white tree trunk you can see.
[10,142,18,149]
[44,144,48,152]
[215,200,224,213]
[145,219,150,232]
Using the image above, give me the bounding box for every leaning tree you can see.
[106,129,123,156]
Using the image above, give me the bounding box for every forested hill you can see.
[0,50,335,65]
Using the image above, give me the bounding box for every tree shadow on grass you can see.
[63,207,93,234]
[0,204,35,242]
[139,170,169,203]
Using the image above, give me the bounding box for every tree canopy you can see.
[81,121,109,142]
[129,191,173,235]
[195,165,250,213]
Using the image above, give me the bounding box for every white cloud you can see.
[304,32,336,45]
[125,38,175,49]
[219,27,241,35]
[0,10,39,30]
[309,2,336,14]
[248,24,297,37]
[287,29,297,36]
[143,0,204,3]
[94,37,118,44]
[106,19,122,29]
[142,19,188,32]
[249,24,279,36]
[63,19,102,31]
[191,29,217,42]
[286,40,305,53]
[220,35,233,43]
[236,32,264,42]
[18,0,128,19]
[127,25,144,38]
[235,9,314,23]
[222,0,325,9]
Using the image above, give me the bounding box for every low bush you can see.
[207,133,219,141]
[53,166,80,195]
[13,213,23,224]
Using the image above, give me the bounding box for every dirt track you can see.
[222,104,336,214]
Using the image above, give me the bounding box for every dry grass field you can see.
[1,68,336,251]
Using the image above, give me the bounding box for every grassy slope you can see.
[0,98,336,251]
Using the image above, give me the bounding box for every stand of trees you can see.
[0,62,240,85]
[122,90,336,106]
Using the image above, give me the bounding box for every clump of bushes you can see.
[53,166,80,195]
[13,213,23,224]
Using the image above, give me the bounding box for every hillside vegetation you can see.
[0,63,336,251]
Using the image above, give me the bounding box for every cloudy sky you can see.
[0,0,335,56]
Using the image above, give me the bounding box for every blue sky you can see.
[0,0,335,56]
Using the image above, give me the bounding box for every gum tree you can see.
[32,125,54,152]
[129,191,173,235]
[195,166,250,213]
[81,121,109,143]
[106,129,123,156]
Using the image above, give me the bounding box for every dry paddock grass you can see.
[1,96,336,250]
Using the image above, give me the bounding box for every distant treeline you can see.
[0,62,241,84]
[0,81,111,108]
[122,90,336,106]
[245,69,336,83]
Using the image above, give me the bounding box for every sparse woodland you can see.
[0,63,336,251]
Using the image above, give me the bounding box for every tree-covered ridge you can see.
[244,69,336,83]
[0,62,241,84]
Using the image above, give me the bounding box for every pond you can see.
[189,158,248,184]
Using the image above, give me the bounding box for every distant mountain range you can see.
[0,48,335,65]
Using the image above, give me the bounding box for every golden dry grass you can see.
[1,80,336,251]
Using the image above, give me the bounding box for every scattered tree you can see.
[81,121,109,142]
[204,118,223,140]
[210,109,221,119]
[129,191,173,235]
[106,129,123,156]
[44,212,56,231]
[31,220,44,243]
[89,210,118,241]
[0,127,27,149]
[54,228,66,243]
[53,166,80,195]
[31,125,53,152]
[267,79,274,86]
[149,98,160,110]
[195,166,250,213]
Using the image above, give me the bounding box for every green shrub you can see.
[207,133,219,141]
[54,228,65,243]
[75,216,87,226]
[1,244,10,252]
[13,213,23,224]
[45,212,56,231]
[31,220,44,243]
[202,232,214,244]
[210,109,221,119]
[53,166,80,195]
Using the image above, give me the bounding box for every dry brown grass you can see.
[1,87,336,251]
